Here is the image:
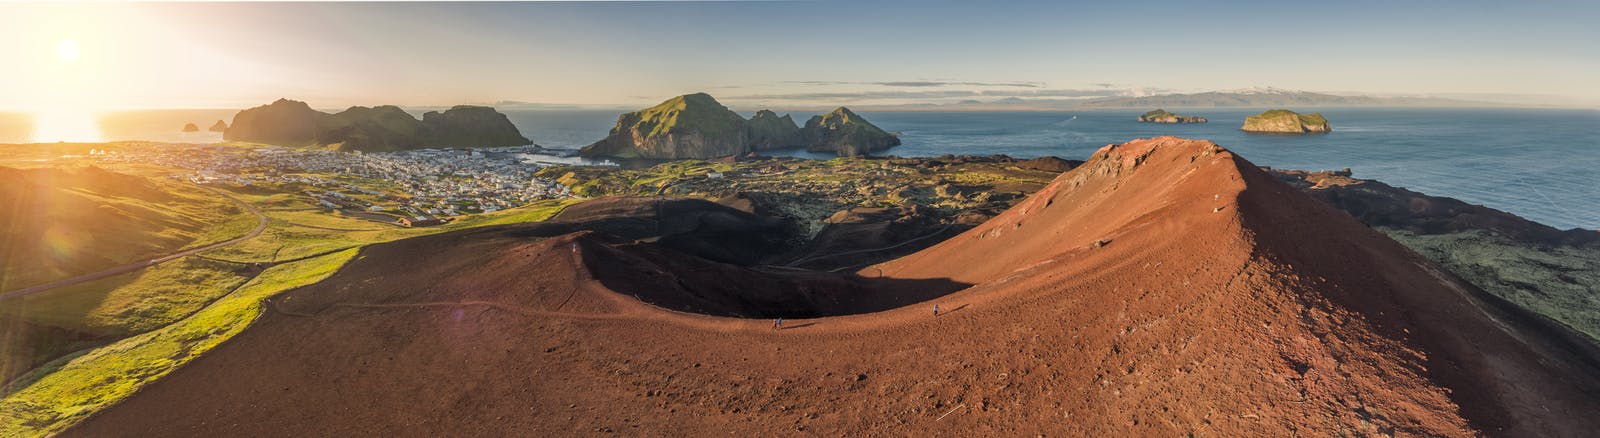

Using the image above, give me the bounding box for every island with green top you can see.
[1137,109,1207,124]
[1241,109,1332,133]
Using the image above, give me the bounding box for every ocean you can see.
[2,107,1595,230]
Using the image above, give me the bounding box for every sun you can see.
[57,39,81,62]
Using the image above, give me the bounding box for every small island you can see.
[1242,109,1331,133]
[1137,109,1206,124]
[208,120,228,132]
[181,123,199,132]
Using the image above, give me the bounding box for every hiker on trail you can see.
[773,318,783,330]
[933,304,940,317]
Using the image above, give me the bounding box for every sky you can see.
[1,0,1598,111]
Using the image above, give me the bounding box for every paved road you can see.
[0,186,269,300]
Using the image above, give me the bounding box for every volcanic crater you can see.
[66,137,1600,437]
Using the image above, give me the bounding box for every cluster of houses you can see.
[95,143,578,227]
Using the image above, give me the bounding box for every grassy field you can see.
[1383,228,1600,342]
[0,193,577,436]
[0,165,249,292]
[0,257,253,335]
[0,147,580,436]
[0,249,359,437]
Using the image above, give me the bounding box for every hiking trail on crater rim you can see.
[66,137,1600,437]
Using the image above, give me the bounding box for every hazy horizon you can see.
[3,0,1599,113]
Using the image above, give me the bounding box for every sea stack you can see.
[800,107,901,157]
[207,120,228,132]
[1241,109,1331,133]
[1138,109,1207,124]
[181,123,200,132]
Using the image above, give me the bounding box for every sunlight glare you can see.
[57,39,81,62]
[32,108,103,143]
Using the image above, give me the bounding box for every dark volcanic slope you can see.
[68,137,1600,437]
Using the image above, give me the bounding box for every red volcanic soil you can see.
[67,137,1600,436]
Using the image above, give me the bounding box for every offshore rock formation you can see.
[745,110,803,151]
[180,123,199,132]
[1137,109,1207,124]
[1241,109,1331,133]
[207,120,228,132]
[223,99,530,152]
[581,93,900,159]
[801,107,901,157]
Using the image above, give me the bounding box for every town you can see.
[90,143,582,226]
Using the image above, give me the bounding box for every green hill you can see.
[581,93,749,159]
[581,94,903,159]
[224,99,531,152]
[0,166,244,291]
[746,110,802,150]
[801,107,901,156]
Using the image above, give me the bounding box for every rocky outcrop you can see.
[800,107,901,157]
[1270,168,1595,246]
[1137,109,1206,124]
[420,106,532,148]
[1272,167,1600,343]
[1017,156,1080,173]
[746,110,802,151]
[208,120,228,132]
[319,105,428,152]
[224,99,323,146]
[581,94,901,160]
[581,93,748,159]
[224,99,530,152]
[1241,109,1331,133]
[181,123,199,132]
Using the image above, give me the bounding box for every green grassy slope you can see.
[0,185,576,437]
[0,166,245,292]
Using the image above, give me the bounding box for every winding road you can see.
[0,186,268,300]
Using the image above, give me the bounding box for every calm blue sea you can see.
[504,108,1599,231]
[2,108,1595,230]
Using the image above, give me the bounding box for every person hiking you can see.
[933,304,940,317]
[773,318,783,330]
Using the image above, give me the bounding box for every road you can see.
[0,186,269,300]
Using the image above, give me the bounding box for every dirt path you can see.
[0,185,268,300]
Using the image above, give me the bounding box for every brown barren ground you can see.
[67,137,1600,436]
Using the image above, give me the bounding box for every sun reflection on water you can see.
[32,108,103,143]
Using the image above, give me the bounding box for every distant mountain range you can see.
[830,87,1502,111]
[1069,87,1489,109]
